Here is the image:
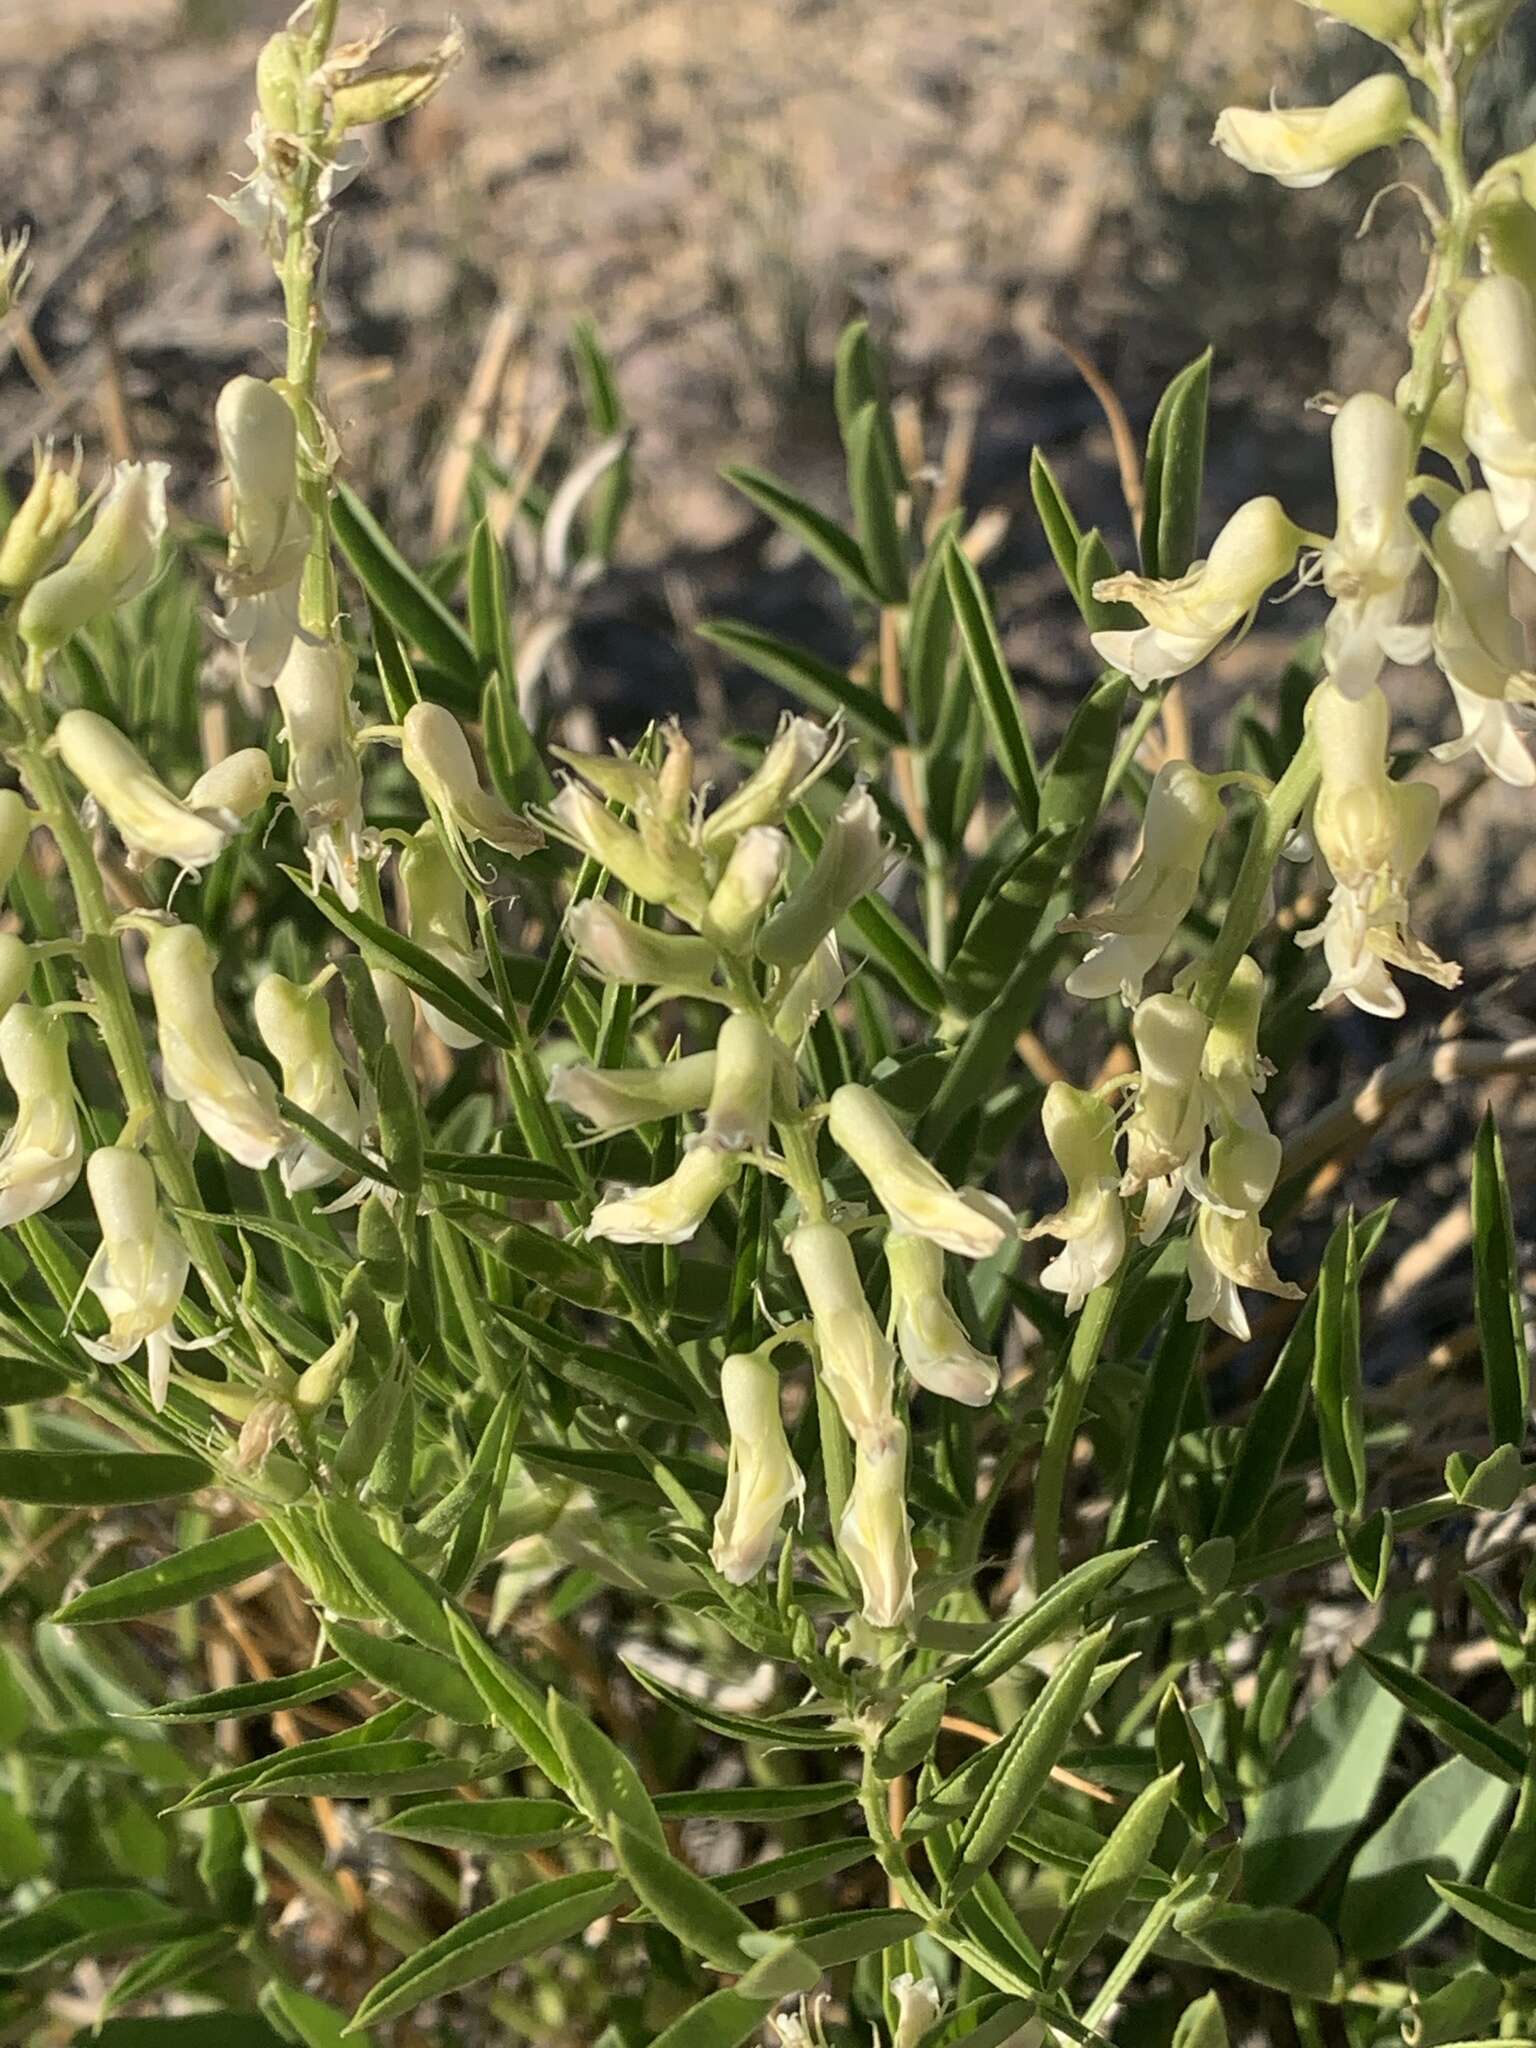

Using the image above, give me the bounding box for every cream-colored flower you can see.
[886,1229,999,1406]
[545,780,709,924]
[0,1004,81,1227]
[756,786,892,971]
[587,1143,740,1247]
[252,973,364,1193]
[0,792,33,907]
[564,898,722,1001]
[1187,1127,1301,1341]
[1460,273,1536,570]
[702,713,835,851]
[19,461,169,654]
[185,749,277,821]
[892,1975,945,2048]
[702,826,788,951]
[274,638,368,908]
[709,1347,805,1585]
[0,936,31,1028]
[142,923,286,1170]
[1064,761,1228,1005]
[771,935,845,1049]
[1430,489,1536,787]
[1200,954,1273,1133]
[1024,1082,1126,1314]
[838,1420,916,1631]
[79,1146,202,1411]
[0,443,81,593]
[1123,993,1209,1242]
[700,1013,776,1154]
[398,822,489,1051]
[400,701,543,862]
[788,1219,896,1445]
[1320,393,1431,698]
[828,1083,1013,1258]
[1299,682,1459,1016]
[214,375,307,687]
[53,710,238,875]
[547,1051,718,1133]
[1090,497,1305,688]
[1213,73,1411,189]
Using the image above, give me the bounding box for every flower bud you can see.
[1065,761,1227,1005]
[19,462,169,654]
[1091,496,1305,688]
[255,29,306,132]
[0,936,31,1026]
[1431,489,1536,786]
[142,922,286,1170]
[0,792,34,907]
[80,1146,191,1410]
[892,1976,944,2048]
[1023,1082,1125,1314]
[1202,955,1272,1128]
[772,935,845,1048]
[547,780,709,923]
[1321,393,1430,699]
[788,1220,895,1444]
[838,1421,915,1631]
[215,375,307,686]
[564,898,722,1000]
[0,445,80,593]
[371,968,417,1064]
[701,1013,775,1153]
[1122,994,1208,1236]
[185,748,277,821]
[709,1348,805,1584]
[1459,274,1536,570]
[702,714,835,851]
[549,744,659,810]
[398,823,488,1050]
[401,702,543,859]
[548,1051,718,1133]
[327,26,463,129]
[756,787,891,971]
[1188,1128,1301,1340]
[828,1083,1013,1258]
[1213,74,1411,189]
[253,973,364,1193]
[0,1004,81,1227]
[587,1142,740,1246]
[1296,0,1419,36]
[274,638,367,907]
[293,1315,359,1416]
[886,1230,999,1406]
[702,826,788,950]
[54,710,236,873]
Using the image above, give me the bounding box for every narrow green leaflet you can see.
[323,1619,489,1724]
[1181,1904,1338,2000]
[317,1502,455,1655]
[1112,1302,1203,1546]
[644,1988,778,2048]
[143,1660,356,1724]
[446,1607,570,1789]
[346,1872,627,2031]
[947,1548,1146,1692]
[1472,1109,1530,1450]
[696,620,903,750]
[0,1890,205,1972]
[623,1656,847,1750]
[1430,1878,1536,1964]
[333,484,480,693]
[1312,1210,1367,1522]
[1139,347,1213,579]
[0,1449,208,1506]
[654,1781,856,1824]
[1029,450,1087,614]
[845,398,908,604]
[230,1742,512,1804]
[1171,1992,1228,2048]
[547,1686,665,1844]
[0,1355,77,1402]
[380,1796,584,1854]
[943,537,1039,828]
[55,1524,276,1624]
[1356,1650,1525,1784]
[1046,1767,1182,1984]
[722,464,881,606]
[1339,1752,1510,1961]
[610,1815,757,1970]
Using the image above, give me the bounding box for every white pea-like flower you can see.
[1430,489,1536,787]
[838,1420,916,1631]
[547,1051,718,1134]
[587,1142,741,1247]
[0,1004,82,1227]
[1201,954,1273,1133]
[699,1012,776,1154]
[400,702,543,863]
[756,786,892,971]
[19,461,169,654]
[252,973,364,1193]
[79,1146,202,1411]
[0,443,81,594]
[892,1975,945,2048]
[1320,393,1432,698]
[1089,497,1306,689]
[1298,682,1459,1017]
[564,898,723,1001]
[545,780,709,924]
[772,934,845,1049]
[1123,993,1209,1242]
[274,638,368,908]
[53,711,239,875]
[788,1219,896,1445]
[142,923,287,1171]
[827,1083,1013,1258]
[0,791,34,906]
[1064,761,1228,1005]
[0,936,31,1028]
[1187,1126,1301,1341]
[702,713,835,851]
[214,375,308,687]
[185,748,277,821]
[1024,1082,1126,1314]
[702,826,788,951]
[709,1348,805,1585]
[397,823,489,1051]
[1212,73,1412,189]
[1459,274,1536,571]
[886,1229,999,1407]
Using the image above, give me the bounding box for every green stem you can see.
[1189,730,1320,1024]
[1033,1268,1123,1591]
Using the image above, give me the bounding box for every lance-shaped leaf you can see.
[381,1796,585,1855]
[944,537,1039,829]
[1356,1651,1524,1785]
[547,1687,665,1844]
[323,1619,488,1724]
[54,1523,276,1624]
[696,619,902,750]
[946,1548,1147,1693]
[1139,347,1213,580]
[317,1502,455,1655]
[0,1449,208,1506]
[845,398,908,604]
[1429,1877,1536,1964]
[1313,1209,1367,1523]
[333,484,480,693]
[0,1891,208,1972]
[1473,1109,1531,1451]
[1179,1903,1338,1999]
[143,1659,356,1725]
[1046,1767,1183,1985]
[610,1815,758,1970]
[723,463,881,604]
[1339,1752,1511,1961]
